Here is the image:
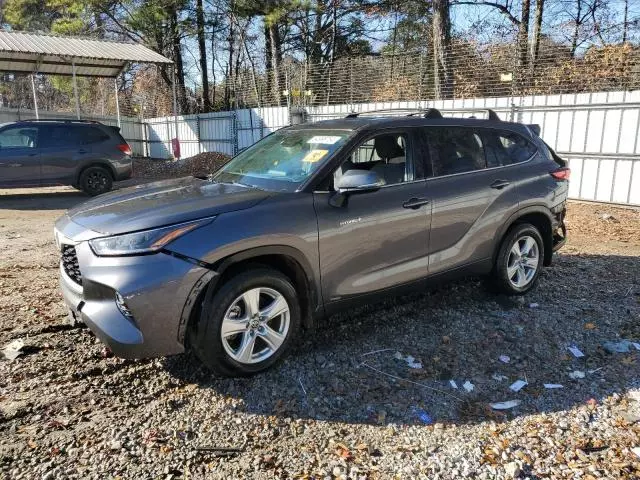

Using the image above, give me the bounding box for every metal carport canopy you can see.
[0,30,172,77]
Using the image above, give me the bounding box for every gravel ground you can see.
[0,185,639,479]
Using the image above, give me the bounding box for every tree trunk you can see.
[264,22,282,106]
[530,0,544,65]
[432,0,453,99]
[622,0,628,43]
[517,0,530,68]
[168,4,187,113]
[570,0,582,57]
[195,0,210,112]
[225,8,235,110]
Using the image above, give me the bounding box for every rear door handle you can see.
[403,197,430,209]
[490,179,510,190]
[78,149,88,154]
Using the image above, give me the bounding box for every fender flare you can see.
[75,162,116,186]
[492,205,554,265]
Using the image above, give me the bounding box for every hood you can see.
[65,176,270,235]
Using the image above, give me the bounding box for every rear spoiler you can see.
[109,126,121,133]
[527,124,541,136]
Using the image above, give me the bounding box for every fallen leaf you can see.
[584,322,597,330]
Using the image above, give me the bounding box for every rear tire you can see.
[490,223,544,295]
[189,268,301,377]
[79,166,112,196]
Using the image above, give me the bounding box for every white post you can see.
[114,76,121,128]
[72,61,80,119]
[30,74,39,119]
[171,65,180,159]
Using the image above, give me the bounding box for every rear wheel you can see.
[490,223,544,295]
[79,166,112,196]
[189,268,301,376]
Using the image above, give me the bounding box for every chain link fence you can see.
[231,42,640,109]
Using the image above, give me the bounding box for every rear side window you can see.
[423,127,486,176]
[81,126,110,145]
[483,130,537,166]
[40,124,110,148]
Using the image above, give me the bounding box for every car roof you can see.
[291,114,534,137]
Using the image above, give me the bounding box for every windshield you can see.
[212,129,351,191]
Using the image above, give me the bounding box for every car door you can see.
[424,126,522,275]
[39,124,100,185]
[313,128,431,304]
[0,124,41,187]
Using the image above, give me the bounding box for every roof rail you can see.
[443,108,502,121]
[16,118,100,124]
[345,107,504,121]
[406,108,443,119]
[345,108,429,118]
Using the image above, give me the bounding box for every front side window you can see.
[424,127,486,176]
[333,131,422,188]
[0,126,38,149]
[213,129,351,191]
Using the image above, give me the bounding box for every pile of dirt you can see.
[133,152,231,180]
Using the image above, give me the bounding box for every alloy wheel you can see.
[220,287,290,364]
[506,235,539,288]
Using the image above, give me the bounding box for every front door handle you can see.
[78,149,88,154]
[403,197,430,209]
[490,179,510,190]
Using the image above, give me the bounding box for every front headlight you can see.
[89,217,214,256]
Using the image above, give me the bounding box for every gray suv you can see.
[55,109,569,376]
[0,119,132,195]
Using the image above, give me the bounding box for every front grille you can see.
[61,245,82,286]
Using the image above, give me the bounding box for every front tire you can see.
[490,223,544,295]
[189,268,301,377]
[79,166,113,196]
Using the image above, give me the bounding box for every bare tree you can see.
[432,0,453,99]
[195,0,211,111]
[530,0,545,64]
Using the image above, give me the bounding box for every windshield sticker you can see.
[303,149,329,163]
[307,135,342,145]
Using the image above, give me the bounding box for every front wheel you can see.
[189,268,301,376]
[490,223,544,295]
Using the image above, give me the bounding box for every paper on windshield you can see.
[307,135,342,145]
[303,149,329,163]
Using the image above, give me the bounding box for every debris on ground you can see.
[393,351,422,369]
[492,373,508,381]
[411,407,434,425]
[490,400,522,410]
[509,380,528,392]
[568,345,585,358]
[602,339,636,354]
[543,383,564,389]
[462,381,474,392]
[529,302,539,308]
[569,370,586,379]
[449,380,458,389]
[499,354,510,363]
[2,339,24,360]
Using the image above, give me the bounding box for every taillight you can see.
[117,144,132,156]
[550,167,570,181]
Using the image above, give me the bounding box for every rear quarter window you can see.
[483,130,537,166]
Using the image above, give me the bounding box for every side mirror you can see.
[336,169,385,194]
[329,169,385,207]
